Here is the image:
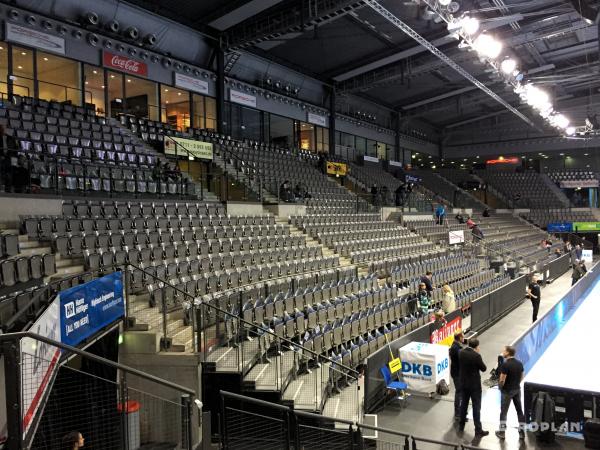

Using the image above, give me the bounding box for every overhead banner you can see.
[59,272,124,347]
[164,136,213,160]
[547,222,572,233]
[5,22,65,55]
[405,174,421,184]
[364,156,379,163]
[573,222,600,232]
[230,89,257,108]
[448,230,465,245]
[175,73,209,94]
[430,316,462,346]
[307,112,327,127]
[486,157,520,165]
[560,179,599,188]
[20,298,61,439]
[389,160,403,167]
[326,161,347,176]
[103,51,148,77]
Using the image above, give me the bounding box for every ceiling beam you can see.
[208,0,286,31]
[401,86,478,110]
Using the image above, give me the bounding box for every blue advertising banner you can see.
[546,222,572,233]
[59,272,125,347]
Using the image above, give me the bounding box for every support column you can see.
[328,85,336,154]
[395,111,402,163]
[216,43,225,134]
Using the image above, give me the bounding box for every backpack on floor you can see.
[531,391,556,443]
[436,379,450,395]
[584,418,600,449]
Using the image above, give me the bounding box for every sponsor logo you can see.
[103,51,148,76]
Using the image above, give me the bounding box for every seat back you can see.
[380,365,392,386]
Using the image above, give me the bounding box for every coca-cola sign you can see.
[103,51,148,77]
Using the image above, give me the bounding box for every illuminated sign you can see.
[486,157,520,165]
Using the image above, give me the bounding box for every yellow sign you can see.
[164,136,213,161]
[388,358,402,374]
[326,161,347,176]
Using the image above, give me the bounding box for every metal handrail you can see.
[0,331,196,396]
[125,261,361,377]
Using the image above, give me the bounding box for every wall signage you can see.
[175,73,209,95]
[307,112,327,127]
[230,89,257,108]
[5,22,65,55]
[164,136,213,160]
[103,51,148,77]
[486,157,520,165]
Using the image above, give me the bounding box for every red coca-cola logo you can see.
[103,51,148,77]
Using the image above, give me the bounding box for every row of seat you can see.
[60,200,226,218]
[1,254,56,288]
[0,233,19,258]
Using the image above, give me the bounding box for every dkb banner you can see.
[326,161,347,176]
[59,272,125,347]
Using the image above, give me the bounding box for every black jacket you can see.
[420,276,433,293]
[449,341,462,378]
[458,347,487,390]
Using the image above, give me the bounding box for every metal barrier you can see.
[220,390,488,450]
[1,331,197,450]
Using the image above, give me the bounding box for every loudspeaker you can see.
[125,26,139,40]
[144,34,157,46]
[106,20,120,33]
[85,12,100,26]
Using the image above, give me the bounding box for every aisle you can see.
[377,269,587,450]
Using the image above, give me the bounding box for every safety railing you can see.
[0,331,197,450]
[220,390,488,450]
[123,262,362,418]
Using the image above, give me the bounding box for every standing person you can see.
[575,244,583,261]
[62,431,84,449]
[458,338,488,437]
[371,184,379,206]
[420,271,434,295]
[417,282,431,315]
[526,274,541,323]
[495,345,526,440]
[449,331,464,421]
[317,152,327,174]
[435,203,446,225]
[466,216,475,230]
[442,284,456,314]
[0,124,18,191]
[571,262,583,286]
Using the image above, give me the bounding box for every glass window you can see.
[12,46,34,98]
[316,126,329,153]
[241,106,261,141]
[341,132,354,149]
[125,76,158,120]
[376,142,387,160]
[270,114,293,147]
[83,65,105,116]
[161,86,189,130]
[322,128,329,153]
[107,71,124,118]
[355,136,366,155]
[192,93,205,129]
[37,51,81,105]
[205,97,216,130]
[366,139,377,157]
[0,42,7,98]
[298,121,315,151]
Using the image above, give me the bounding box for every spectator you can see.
[420,271,433,294]
[294,183,311,201]
[458,338,488,437]
[433,310,446,327]
[441,284,456,314]
[482,208,490,218]
[435,203,446,225]
[371,184,379,206]
[471,224,484,242]
[12,156,30,193]
[317,152,327,174]
[579,259,587,275]
[62,431,84,449]
[466,216,475,229]
[450,331,464,421]
[381,185,389,205]
[417,282,431,315]
[495,345,526,441]
[279,180,294,203]
[152,160,163,181]
[395,183,406,206]
[575,244,582,261]
[0,124,18,191]
[526,274,541,323]
[455,213,465,224]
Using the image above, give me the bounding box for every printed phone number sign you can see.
[59,272,125,346]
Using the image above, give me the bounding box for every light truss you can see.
[363,0,535,127]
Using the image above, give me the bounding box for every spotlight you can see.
[500,58,517,75]
[554,114,569,129]
[447,2,460,13]
[460,16,479,35]
[566,126,576,135]
[125,27,139,40]
[87,33,99,46]
[266,78,272,86]
[438,0,451,6]
[84,12,100,26]
[26,15,37,26]
[275,81,281,89]
[107,20,120,33]
[473,34,502,59]
[145,34,157,46]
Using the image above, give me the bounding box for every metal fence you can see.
[220,391,487,450]
[1,332,196,450]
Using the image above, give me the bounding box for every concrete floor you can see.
[377,269,589,450]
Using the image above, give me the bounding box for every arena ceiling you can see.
[126,0,599,133]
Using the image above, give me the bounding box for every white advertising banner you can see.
[559,179,599,188]
[582,249,593,262]
[5,23,65,55]
[388,160,402,167]
[20,298,62,439]
[230,89,257,108]
[449,230,465,245]
[175,73,209,95]
[399,342,450,394]
[307,112,327,127]
[364,156,379,163]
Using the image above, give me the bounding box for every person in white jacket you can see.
[442,284,456,313]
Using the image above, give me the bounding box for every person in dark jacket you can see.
[571,262,584,285]
[449,331,464,420]
[458,338,489,437]
[495,345,525,440]
[526,274,541,323]
[420,271,433,294]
